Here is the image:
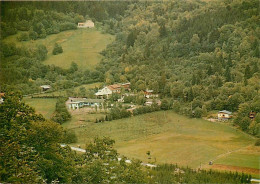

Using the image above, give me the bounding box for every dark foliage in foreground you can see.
[0,93,252,183]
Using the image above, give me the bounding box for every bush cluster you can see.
[51,98,71,124]
[52,43,63,55]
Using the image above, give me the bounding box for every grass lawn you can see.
[63,110,256,170]
[34,82,102,97]
[3,28,114,69]
[23,97,57,119]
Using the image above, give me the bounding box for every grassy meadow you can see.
[23,97,57,119]
[62,110,257,172]
[4,28,114,69]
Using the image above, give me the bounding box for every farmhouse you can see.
[107,84,121,93]
[95,83,131,98]
[121,82,131,91]
[0,93,5,104]
[144,89,158,98]
[218,110,232,121]
[40,85,51,91]
[77,20,94,28]
[67,97,104,110]
[249,111,256,120]
[95,87,113,98]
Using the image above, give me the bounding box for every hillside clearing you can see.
[4,29,114,69]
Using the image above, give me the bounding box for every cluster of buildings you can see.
[38,82,257,122]
[217,110,256,121]
[67,82,162,110]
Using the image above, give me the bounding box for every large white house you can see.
[95,87,113,98]
[95,83,131,98]
[78,20,94,28]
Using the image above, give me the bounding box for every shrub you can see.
[255,139,260,146]
[51,98,71,124]
[63,130,77,143]
[59,22,77,31]
[18,32,29,41]
[193,107,203,118]
[52,43,63,55]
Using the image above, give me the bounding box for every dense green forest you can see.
[0,1,259,182]
[96,0,260,135]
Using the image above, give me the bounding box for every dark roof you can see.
[69,98,104,103]
[219,110,232,114]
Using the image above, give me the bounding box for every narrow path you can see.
[199,144,253,169]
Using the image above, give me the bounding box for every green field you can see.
[23,97,57,119]
[63,110,257,170]
[4,28,114,69]
[215,152,259,170]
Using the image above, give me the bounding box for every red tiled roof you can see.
[108,84,121,91]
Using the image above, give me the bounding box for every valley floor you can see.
[62,110,259,177]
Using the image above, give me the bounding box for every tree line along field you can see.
[3,28,114,69]
[61,110,259,177]
[32,82,102,97]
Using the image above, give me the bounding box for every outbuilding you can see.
[40,85,51,91]
[77,20,94,28]
[0,93,5,104]
[218,110,232,121]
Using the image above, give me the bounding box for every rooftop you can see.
[40,85,51,88]
[68,98,104,103]
[108,84,121,91]
[219,110,232,114]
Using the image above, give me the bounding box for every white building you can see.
[40,85,51,91]
[144,99,161,106]
[67,98,104,110]
[218,110,232,121]
[95,87,113,98]
[0,93,4,104]
[68,101,81,110]
[78,20,94,28]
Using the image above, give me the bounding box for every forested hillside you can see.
[97,0,260,135]
[0,1,259,183]
[0,1,128,94]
